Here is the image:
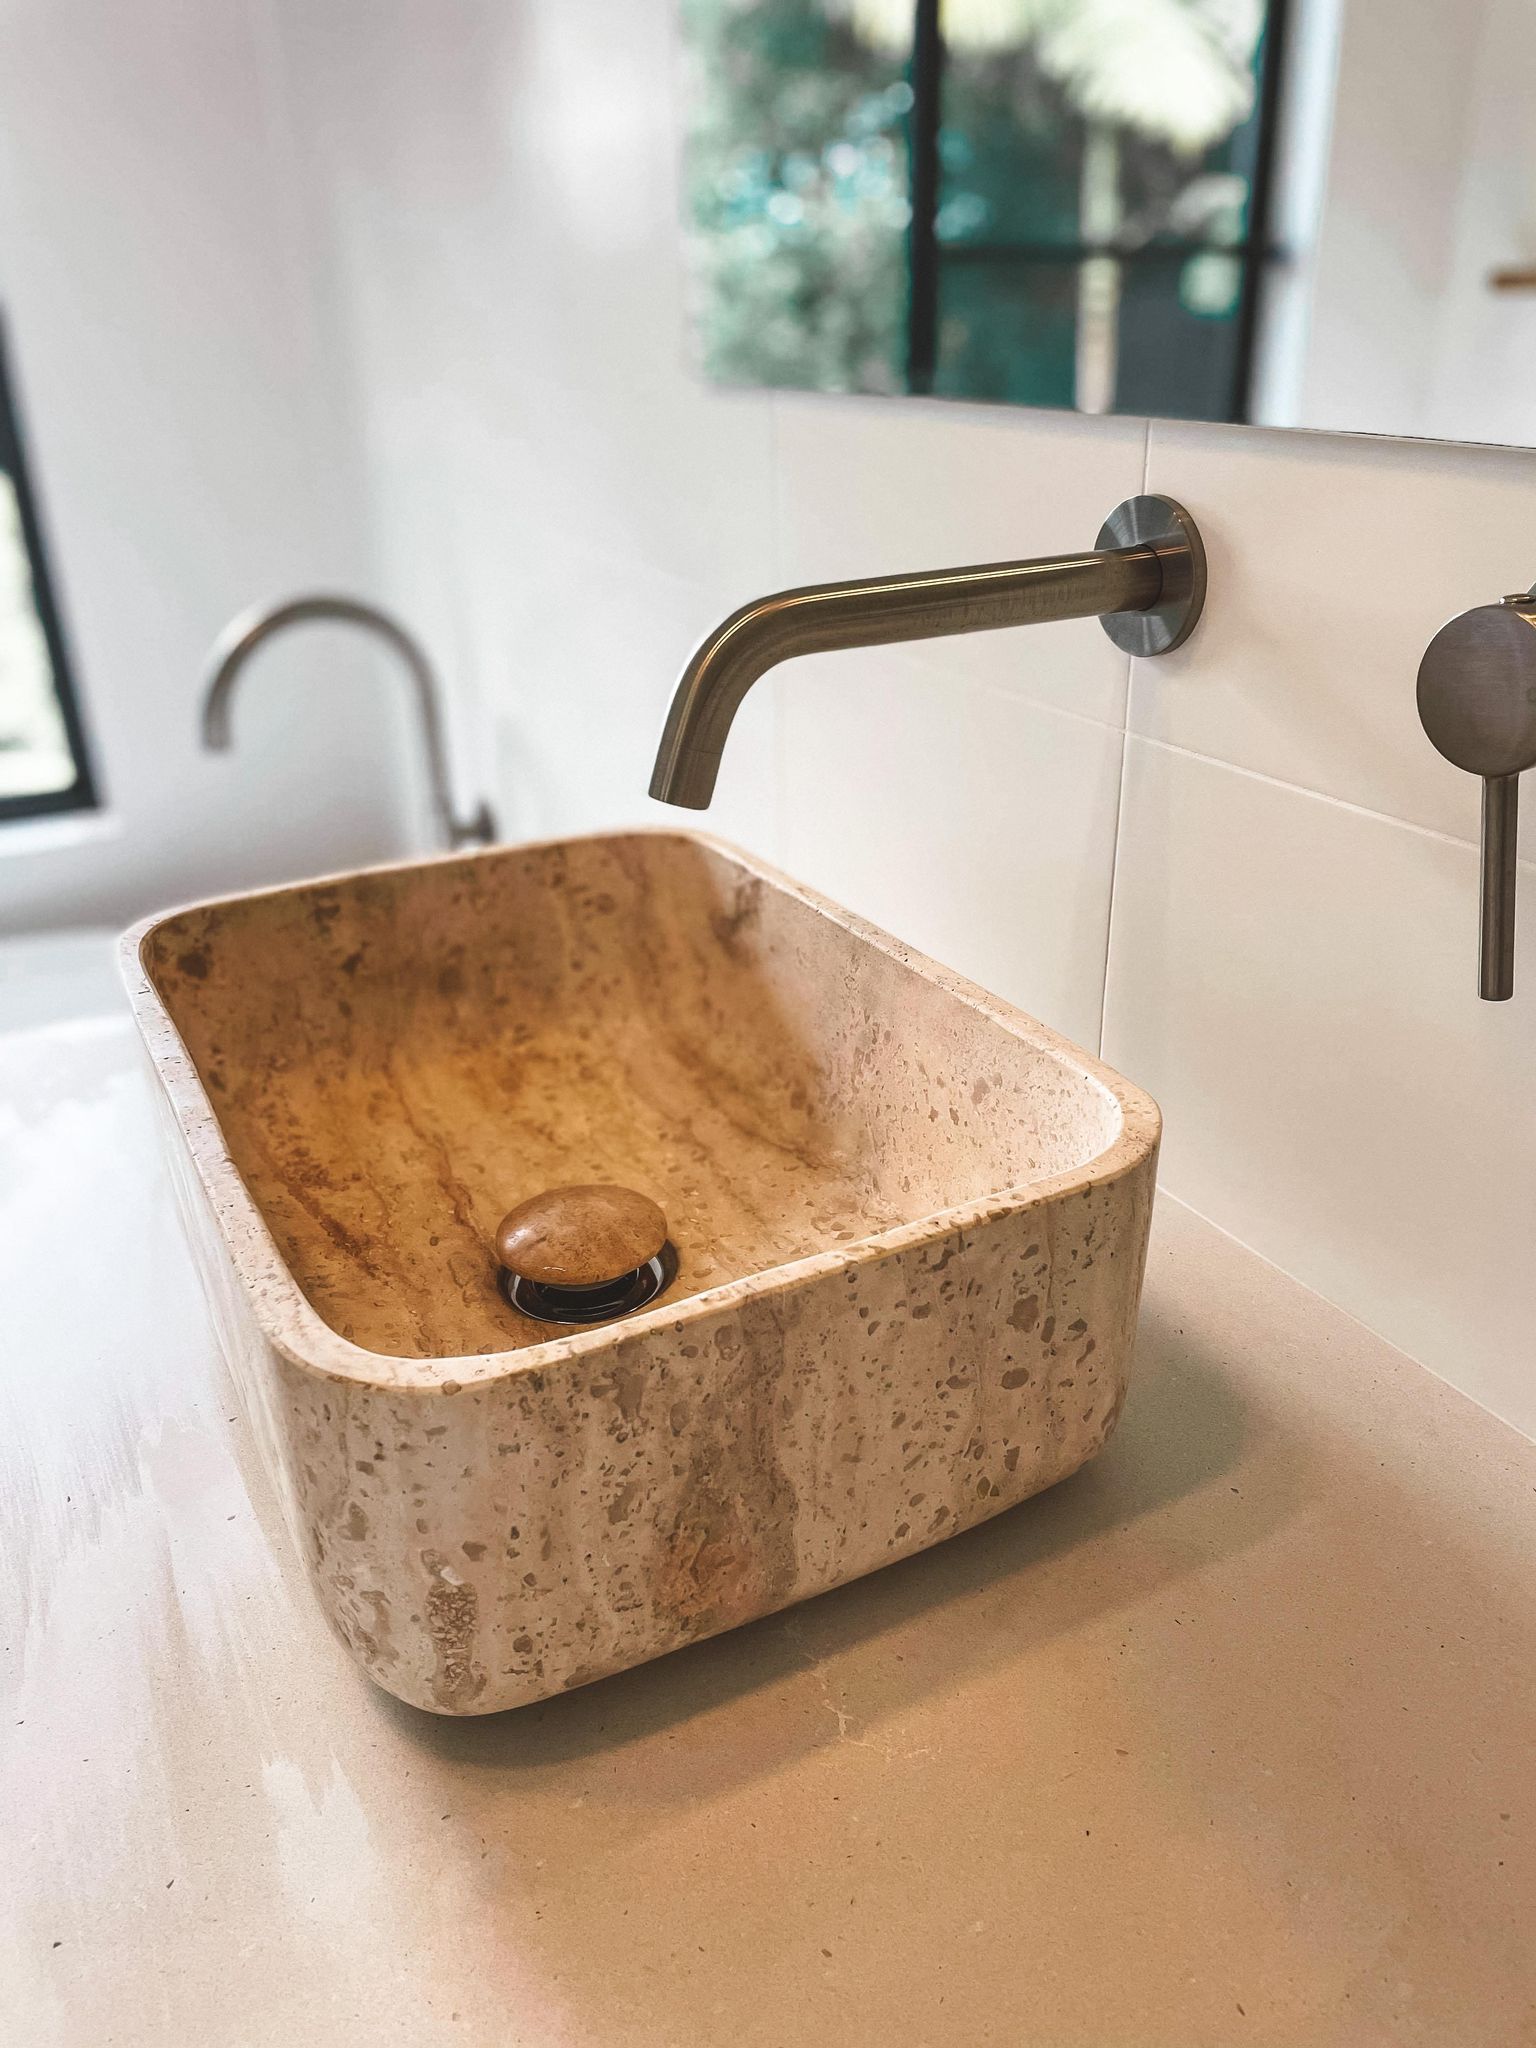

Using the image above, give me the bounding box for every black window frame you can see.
[904,0,1292,423]
[0,316,98,824]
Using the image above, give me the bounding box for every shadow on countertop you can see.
[377,1302,1289,1784]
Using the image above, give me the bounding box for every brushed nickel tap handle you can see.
[1417,594,1536,999]
[200,594,500,852]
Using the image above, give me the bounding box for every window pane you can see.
[0,471,77,798]
[0,331,95,818]
[934,256,1078,407]
[934,10,1275,420]
[681,1,1283,424]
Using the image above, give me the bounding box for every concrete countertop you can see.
[4,1000,1534,2046]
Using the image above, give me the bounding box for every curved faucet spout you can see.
[201,593,496,850]
[649,494,1206,811]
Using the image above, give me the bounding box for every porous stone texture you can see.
[124,830,1159,1714]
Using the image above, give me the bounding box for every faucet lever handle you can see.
[1417,594,1536,999]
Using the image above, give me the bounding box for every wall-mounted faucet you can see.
[1418,592,1536,1000]
[200,593,497,851]
[649,495,1206,810]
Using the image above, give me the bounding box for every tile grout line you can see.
[1095,421,1153,1057]
[949,670,1135,740]
[1133,728,1535,868]
[1156,1187,1536,1448]
[766,393,789,864]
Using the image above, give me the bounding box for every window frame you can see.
[0,316,98,824]
[904,0,1293,423]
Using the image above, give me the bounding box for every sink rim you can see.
[122,827,1160,1395]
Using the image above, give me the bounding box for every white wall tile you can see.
[773,393,1146,728]
[768,394,1145,1050]
[1103,736,1536,1434]
[780,653,1124,1052]
[1139,419,1536,855]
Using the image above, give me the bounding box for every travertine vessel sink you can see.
[125,832,1159,1714]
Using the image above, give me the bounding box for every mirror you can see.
[679,1,1536,447]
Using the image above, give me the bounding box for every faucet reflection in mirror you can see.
[649,493,1205,808]
[200,593,497,852]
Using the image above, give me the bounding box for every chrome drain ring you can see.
[500,1243,677,1326]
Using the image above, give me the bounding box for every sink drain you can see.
[501,1246,677,1326]
[494,1182,677,1328]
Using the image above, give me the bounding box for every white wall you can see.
[275,0,1536,1437]
[0,0,420,934]
[271,0,782,864]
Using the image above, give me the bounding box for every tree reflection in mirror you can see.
[680,0,1285,423]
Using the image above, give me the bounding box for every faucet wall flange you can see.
[1096,495,1207,658]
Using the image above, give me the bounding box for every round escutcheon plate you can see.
[1096,494,1207,658]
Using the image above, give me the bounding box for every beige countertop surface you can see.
[4,1001,1534,2047]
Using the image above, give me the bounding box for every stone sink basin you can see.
[124,831,1160,1715]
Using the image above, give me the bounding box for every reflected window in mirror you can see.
[681,0,1285,421]
[682,2,1536,446]
[0,321,97,823]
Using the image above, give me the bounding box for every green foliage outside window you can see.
[681,0,1274,420]
[680,0,910,393]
